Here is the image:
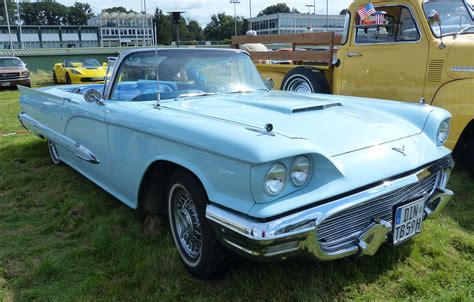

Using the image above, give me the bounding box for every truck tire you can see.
[53,72,58,84]
[167,169,232,279]
[466,134,474,177]
[281,67,330,94]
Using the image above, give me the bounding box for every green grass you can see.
[1,89,473,301]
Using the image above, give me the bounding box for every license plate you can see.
[1,82,11,87]
[393,198,425,245]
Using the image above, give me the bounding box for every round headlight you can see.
[437,119,450,145]
[264,163,287,196]
[290,155,312,187]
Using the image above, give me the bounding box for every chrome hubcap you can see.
[173,188,202,260]
[287,79,312,93]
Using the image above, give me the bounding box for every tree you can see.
[204,13,245,41]
[340,8,349,15]
[153,7,173,45]
[258,3,299,16]
[66,2,94,25]
[0,0,17,25]
[101,7,135,14]
[20,1,68,25]
[187,20,204,41]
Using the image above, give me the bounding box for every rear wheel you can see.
[53,71,58,84]
[281,66,330,94]
[47,139,61,165]
[66,73,71,84]
[167,169,231,279]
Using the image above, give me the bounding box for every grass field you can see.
[0,88,473,301]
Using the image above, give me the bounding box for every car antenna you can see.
[155,47,161,107]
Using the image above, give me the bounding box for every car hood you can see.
[0,66,26,73]
[69,66,106,75]
[162,91,427,156]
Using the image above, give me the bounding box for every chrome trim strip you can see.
[450,66,474,73]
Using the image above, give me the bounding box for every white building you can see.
[248,13,345,35]
[0,25,99,49]
[87,12,154,47]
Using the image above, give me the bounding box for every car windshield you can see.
[0,58,23,68]
[423,0,474,37]
[65,58,101,68]
[111,50,267,102]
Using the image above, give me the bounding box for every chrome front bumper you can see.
[206,156,454,261]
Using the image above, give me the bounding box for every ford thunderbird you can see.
[18,48,454,279]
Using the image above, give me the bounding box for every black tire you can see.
[47,139,61,165]
[167,169,231,279]
[466,134,474,177]
[53,72,58,84]
[65,73,71,84]
[281,66,330,94]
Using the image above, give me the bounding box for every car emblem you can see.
[392,145,407,156]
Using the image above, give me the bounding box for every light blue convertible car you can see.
[18,48,454,279]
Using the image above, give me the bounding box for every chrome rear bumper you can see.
[206,156,454,261]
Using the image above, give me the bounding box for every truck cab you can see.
[334,0,474,156]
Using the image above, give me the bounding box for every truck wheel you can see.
[466,134,474,177]
[281,66,330,94]
[53,72,58,84]
[167,169,231,279]
[47,139,61,165]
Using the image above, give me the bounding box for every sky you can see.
[57,0,354,26]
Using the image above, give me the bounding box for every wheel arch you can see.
[453,119,474,157]
[137,158,209,215]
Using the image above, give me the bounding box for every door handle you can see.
[347,52,363,58]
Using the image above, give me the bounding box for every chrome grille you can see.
[0,72,20,80]
[317,173,439,251]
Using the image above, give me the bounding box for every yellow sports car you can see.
[53,58,107,84]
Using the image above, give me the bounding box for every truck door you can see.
[340,4,429,102]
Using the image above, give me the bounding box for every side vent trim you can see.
[427,60,444,83]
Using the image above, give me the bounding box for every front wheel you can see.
[466,134,474,177]
[167,169,231,279]
[53,71,58,84]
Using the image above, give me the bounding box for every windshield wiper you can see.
[175,92,219,101]
[454,25,474,39]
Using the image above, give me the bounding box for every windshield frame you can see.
[423,0,474,38]
[105,49,266,102]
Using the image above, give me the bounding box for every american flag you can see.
[374,11,385,24]
[357,3,376,20]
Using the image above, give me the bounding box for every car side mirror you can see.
[84,88,104,105]
[264,77,274,90]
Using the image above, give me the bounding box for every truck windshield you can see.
[423,0,474,37]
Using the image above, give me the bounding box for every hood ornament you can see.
[392,145,407,156]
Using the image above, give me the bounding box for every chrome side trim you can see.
[18,112,100,165]
[450,66,474,73]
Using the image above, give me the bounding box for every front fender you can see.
[431,78,474,149]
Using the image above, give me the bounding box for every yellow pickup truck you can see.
[232,0,474,174]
